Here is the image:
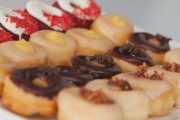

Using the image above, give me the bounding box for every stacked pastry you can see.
[0,0,179,120]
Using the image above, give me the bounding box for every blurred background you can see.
[0,0,180,42]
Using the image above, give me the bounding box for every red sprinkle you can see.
[72,0,101,20]
[0,30,12,43]
[43,11,74,31]
[7,10,38,34]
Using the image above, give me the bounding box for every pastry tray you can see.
[0,26,180,120]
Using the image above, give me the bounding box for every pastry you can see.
[163,48,180,64]
[148,62,180,107]
[29,30,77,66]
[66,28,114,56]
[0,54,16,95]
[71,54,122,79]
[57,87,123,120]
[85,79,151,120]
[112,64,174,116]
[26,0,74,31]
[0,6,38,40]
[2,66,68,117]
[91,14,133,46]
[108,43,154,72]
[0,39,48,68]
[128,32,171,65]
[53,0,101,29]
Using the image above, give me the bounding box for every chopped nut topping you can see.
[91,54,114,67]
[108,78,133,91]
[150,71,164,80]
[163,62,180,72]
[130,62,149,78]
[80,87,114,104]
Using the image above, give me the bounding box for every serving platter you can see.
[0,25,179,120]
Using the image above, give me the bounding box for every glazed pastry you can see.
[29,30,77,66]
[26,1,74,31]
[0,39,48,68]
[0,54,16,95]
[53,0,101,29]
[71,54,122,79]
[112,64,174,116]
[0,6,38,40]
[128,32,171,65]
[2,66,68,117]
[108,44,154,72]
[91,14,133,46]
[66,28,114,56]
[0,29,13,43]
[163,48,180,64]
[85,79,151,120]
[57,87,123,120]
[148,62,180,107]
[57,66,94,86]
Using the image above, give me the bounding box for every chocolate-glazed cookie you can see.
[71,54,122,79]
[128,32,171,65]
[108,44,154,72]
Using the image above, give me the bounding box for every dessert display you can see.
[148,62,180,107]
[53,0,101,29]
[0,6,38,40]
[0,54,16,95]
[108,43,154,72]
[0,0,179,120]
[66,28,114,56]
[2,66,68,117]
[71,54,122,79]
[29,30,77,66]
[91,14,134,46]
[128,32,171,65]
[26,1,74,31]
[163,48,180,64]
[112,64,174,116]
[85,79,151,120]
[0,39,48,68]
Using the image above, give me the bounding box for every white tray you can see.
[0,26,180,120]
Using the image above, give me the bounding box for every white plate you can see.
[0,25,180,120]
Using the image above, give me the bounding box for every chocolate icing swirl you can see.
[108,44,154,66]
[71,54,122,79]
[10,67,68,99]
[57,66,94,86]
[129,32,171,53]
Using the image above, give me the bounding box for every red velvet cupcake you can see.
[53,0,101,29]
[0,6,38,40]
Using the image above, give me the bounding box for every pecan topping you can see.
[150,71,164,80]
[80,87,114,104]
[163,62,180,72]
[108,78,133,91]
[122,43,143,57]
[130,63,149,78]
[91,54,114,67]
[78,66,92,74]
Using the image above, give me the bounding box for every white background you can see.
[0,0,180,43]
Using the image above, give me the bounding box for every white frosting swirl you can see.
[26,0,64,31]
[0,6,26,39]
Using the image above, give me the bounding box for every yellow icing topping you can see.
[13,39,34,53]
[82,30,102,39]
[45,31,66,45]
[110,17,127,28]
